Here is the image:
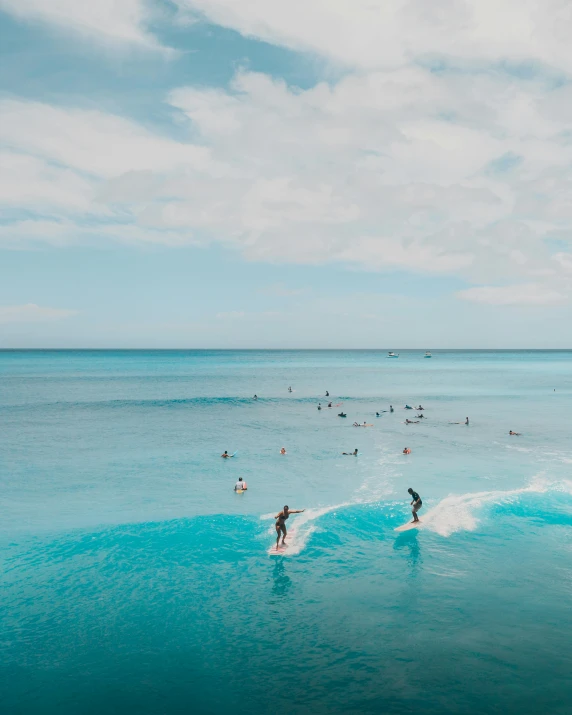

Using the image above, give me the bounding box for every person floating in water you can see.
[234,477,247,491]
[253,394,258,400]
[275,505,305,549]
[376,412,380,417]
[280,447,287,455]
[342,448,358,456]
[408,487,422,522]
[405,419,419,424]
[416,405,424,411]
[509,430,521,436]
[325,391,329,397]
[465,417,469,425]
[318,403,322,410]
[390,405,394,412]
[221,450,232,458]
[338,412,346,417]
[328,402,332,408]
[403,447,411,454]
[288,387,292,392]
[416,414,425,419]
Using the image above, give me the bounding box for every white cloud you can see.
[176,0,572,73]
[0,303,79,323]
[0,0,162,50]
[0,152,94,213]
[0,100,221,180]
[3,26,572,302]
[0,220,198,248]
[457,284,568,306]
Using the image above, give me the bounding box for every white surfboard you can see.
[394,520,422,532]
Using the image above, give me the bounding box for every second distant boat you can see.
[387,352,399,358]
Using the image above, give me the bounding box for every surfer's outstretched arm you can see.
[288,509,305,514]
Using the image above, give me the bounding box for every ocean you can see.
[1,349,571,714]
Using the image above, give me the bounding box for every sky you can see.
[2,0,572,348]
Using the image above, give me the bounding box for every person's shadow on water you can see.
[271,558,292,598]
[393,530,422,577]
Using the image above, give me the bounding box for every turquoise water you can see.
[1,350,572,713]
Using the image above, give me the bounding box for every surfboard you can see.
[395,520,422,532]
[269,543,289,555]
[234,488,246,494]
[268,529,296,555]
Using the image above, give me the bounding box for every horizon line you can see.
[2,348,572,352]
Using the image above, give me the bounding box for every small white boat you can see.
[424,351,432,358]
[387,351,399,358]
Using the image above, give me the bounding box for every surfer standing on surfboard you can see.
[408,488,422,522]
[275,506,305,549]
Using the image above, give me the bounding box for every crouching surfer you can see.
[408,487,422,522]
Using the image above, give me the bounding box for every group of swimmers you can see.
[240,390,523,542]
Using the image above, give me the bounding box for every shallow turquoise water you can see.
[1,350,572,713]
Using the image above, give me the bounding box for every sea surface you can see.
[1,349,571,714]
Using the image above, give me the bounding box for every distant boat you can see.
[387,351,399,358]
[424,351,432,358]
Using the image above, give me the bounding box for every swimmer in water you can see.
[465,417,469,425]
[405,419,419,424]
[509,430,521,436]
[288,387,292,393]
[403,447,411,455]
[253,394,258,400]
[221,451,231,458]
[328,402,332,408]
[318,403,322,410]
[342,448,358,456]
[280,447,286,455]
[275,505,305,549]
[408,487,422,522]
[325,391,329,397]
[390,405,394,413]
[338,412,346,417]
[234,477,247,491]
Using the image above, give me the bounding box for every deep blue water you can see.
[1,350,572,714]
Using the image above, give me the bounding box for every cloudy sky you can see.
[2,0,572,347]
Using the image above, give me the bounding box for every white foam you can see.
[262,503,349,556]
[260,448,398,555]
[420,473,572,537]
